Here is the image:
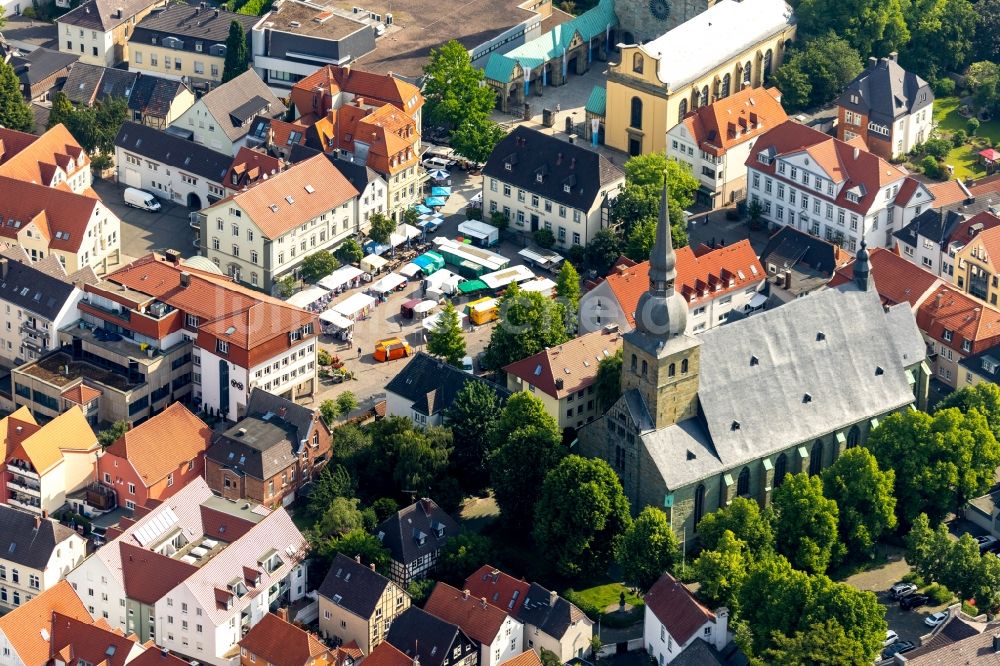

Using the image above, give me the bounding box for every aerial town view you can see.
[0,0,996,662]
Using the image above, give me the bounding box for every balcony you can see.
[7,475,41,497]
[8,492,41,512]
[6,462,38,479]
[20,322,45,338]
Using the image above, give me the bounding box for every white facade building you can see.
[644,574,730,664]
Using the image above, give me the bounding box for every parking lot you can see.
[92,177,198,263]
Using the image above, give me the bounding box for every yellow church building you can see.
[604,0,796,156]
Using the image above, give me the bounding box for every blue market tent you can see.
[430,186,452,197]
[425,197,446,207]
[415,204,433,214]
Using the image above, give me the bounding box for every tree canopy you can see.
[0,59,33,133]
[490,392,565,527]
[436,532,493,586]
[616,506,680,590]
[222,21,250,84]
[771,473,843,574]
[696,496,774,556]
[300,250,339,283]
[772,34,864,112]
[533,455,632,578]
[427,301,466,367]
[693,529,749,609]
[444,380,503,495]
[482,282,568,370]
[973,0,1000,62]
[368,212,396,244]
[336,238,364,266]
[584,229,623,276]
[594,348,623,413]
[867,407,1000,525]
[822,447,896,560]
[898,0,976,81]
[423,40,496,130]
[792,0,909,57]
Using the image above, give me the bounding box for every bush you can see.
[925,583,953,605]
[921,155,942,179]
[534,228,555,248]
[902,572,925,587]
[924,137,952,161]
[933,78,956,97]
[465,206,483,221]
[968,117,981,136]
[952,129,968,147]
[562,589,602,622]
[21,6,37,17]
[568,244,585,264]
[318,349,333,366]
[90,153,113,171]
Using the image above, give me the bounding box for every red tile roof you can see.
[500,652,543,666]
[830,247,942,307]
[0,176,100,252]
[679,87,787,157]
[199,503,260,542]
[748,120,909,216]
[0,124,88,191]
[947,211,1000,249]
[290,64,423,121]
[49,612,140,666]
[0,581,90,666]
[463,565,531,615]
[926,179,971,208]
[61,384,102,405]
[119,541,198,604]
[916,284,1000,353]
[225,146,285,193]
[126,647,189,666]
[105,402,210,487]
[424,582,511,645]
[362,641,413,666]
[644,573,716,645]
[602,240,764,327]
[239,613,331,666]
[504,327,622,399]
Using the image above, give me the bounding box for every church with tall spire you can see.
[576,172,929,546]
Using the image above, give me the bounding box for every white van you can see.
[124,187,162,212]
[422,155,456,171]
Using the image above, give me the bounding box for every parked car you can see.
[976,535,999,552]
[882,641,916,659]
[900,593,930,610]
[883,630,899,647]
[889,582,917,600]
[461,356,474,374]
[925,611,949,627]
[124,187,162,212]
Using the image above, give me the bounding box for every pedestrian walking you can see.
[357,347,362,358]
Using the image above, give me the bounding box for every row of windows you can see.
[489,180,583,220]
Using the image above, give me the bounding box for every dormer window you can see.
[563,184,571,193]
[757,150,772,165]
[505,162,512,171]
[536,173,544,183]
[846,192,859,203]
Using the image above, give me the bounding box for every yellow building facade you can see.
[605,0,796,156]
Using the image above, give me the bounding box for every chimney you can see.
[213,7,219,16]
[783,269,792,292]
[165,248,182,264]
[463,589,470,600]
[853,147,860,160]
[889,51,898,62]
[549,590,558,606]
[993,634,1000,653]
[480,597,487,609]
[370,562,376,571]
[180,271,191,287]
[868,56,877,69]
[276,607,288,622]
[33,515,41,530]
[936,292,944,308]
[355,554,361,563]
[0,258,7,279]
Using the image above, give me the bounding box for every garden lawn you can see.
[945,144,983,180]
[932,97,1000,179]
[571,581,643,611]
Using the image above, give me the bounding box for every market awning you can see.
[319,265,364,290]
[361,254,388,273]
[389,223,422,247]
[457,279,488,294]
[413,300,437,313]
[320,310,353,329]
[331,292,376,318]
[370,272,407,293]
[416,204,433,214]
[285,285,330,309]
[425,196,446,207]
[431,186,452,197]
[399,262,422,278]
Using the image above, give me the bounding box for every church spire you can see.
[634,174,687,338]
[854,239,872,291]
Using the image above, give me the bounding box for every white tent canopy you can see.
[320,310,353,329]
[519,277,557,296]
[413,300,437,314]
[423,310,469,332]
[361,254,389,273]
[319,265,364,290]
[399,262,422,278]
[424,268,463,295]
[285,285,330,309]
[481,264,535,290]
[370,272,408,294]
[331,292,376,319]
[389,223,422,247]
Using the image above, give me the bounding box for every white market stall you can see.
[422,309,469,332]
[361,254,389,274]
[413,300,437,317]
[457,220,499,247]
[518,247,564,273]
[320,310,355,340]
[285,285,331,311]
[331,292,377,320]
[319,265,364,291]
[519,277,558,297]
[423,269,463,298]
[481,264,535,291]
[369,272,408,296]
[399,262,422,278]
[389,223,422,248]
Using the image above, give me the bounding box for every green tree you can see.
[482,282,568,370]
[47,91,74,129]
[427,301,466,366]
[489,210,509,231]
[625,205,688,261]
[771,473,843,574]
[764,619,878,666]
[616,506,680,590]
[556,260,581,313]
[772,35,864,111]
[921,155,943,179]
[392,426,453,499]
[0,59,34,133]
[793,0,909,57]
[822,448,896,561]
[967,61,1000,115]
[93,96,127,154]
[221,21,249,84]
[275,275,296,297]
[368,212,396,244]
[534,455,632,578]
[443,380,503,494]
[407,578,436,604]
[584,228,623,275]
[539,650,561,666]
[97,420,129,449]
[436,532,493,585]
[904,513,954,584]
[936,382,1000,439]
[905,514,988,604]
[594,348,623,412]
[335,391,359,418]
[371,497,399,522]
[868,407,1000,525]
[973,0,1000,62]
[899,0,976,80]
[316,528,391,573]
[451,117,506,163]
[696,496,774,556]
[336,238,364,266]
[315,496,366,537]
[299,250,339,283]
[422,40,496,130]
[693,530,749,608]
[623,153,699,210]
[305,464,355,523]
[490,392,565,527]
[534,228,556,248]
